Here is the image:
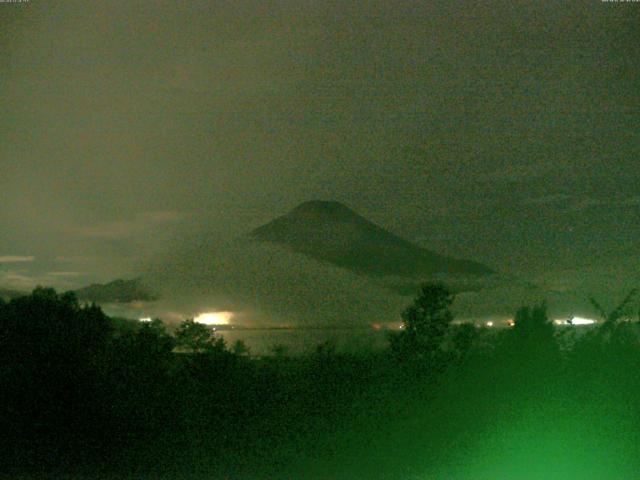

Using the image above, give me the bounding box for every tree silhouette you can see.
[512,303,554,341]
[0,287,112,450]
[174,319,226,353]
[231,339,250,356]
[390,282,455,367]
[451,322,480,361]
[507,302,560,371]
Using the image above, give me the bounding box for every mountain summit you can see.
[290,200,365,220]
[250,201,494,278]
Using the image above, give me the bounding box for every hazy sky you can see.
[1,0,639,291]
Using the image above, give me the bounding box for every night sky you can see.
[1,1,639,302]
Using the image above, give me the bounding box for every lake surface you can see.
[215,327,393,356]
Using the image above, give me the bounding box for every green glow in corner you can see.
[441,401,639,480]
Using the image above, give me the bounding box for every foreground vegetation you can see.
[1,285,640,479]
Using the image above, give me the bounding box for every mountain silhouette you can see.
[249,200,494,279]
[73,278,157,303]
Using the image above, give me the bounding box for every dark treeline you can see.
[1,285,640,479]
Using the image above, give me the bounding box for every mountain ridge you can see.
[249,200,495,279]
[73,278,157,304]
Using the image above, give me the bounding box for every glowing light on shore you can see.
[486,321,494,327]
[569,316,595,325]
[139,317,152,322]
[194,311,233,326]
[554,317,596,326]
